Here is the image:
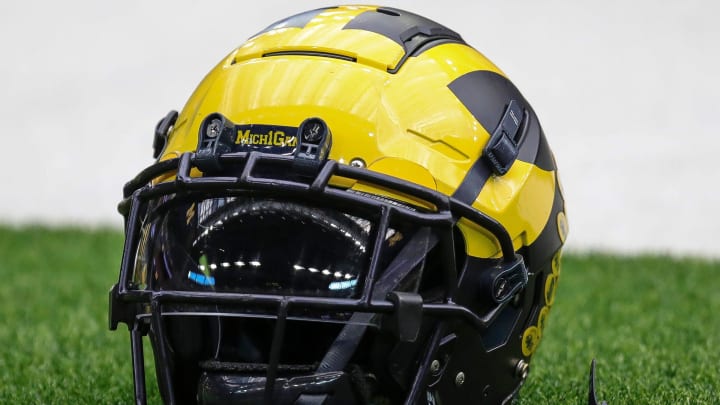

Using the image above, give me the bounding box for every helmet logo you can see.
[537,306,550,332]
[557,211,568,243]
[236,127,297,149]
[521,326,541,357]
[544,273,558,306]
[551,250,562,275]
[197,113,300,155]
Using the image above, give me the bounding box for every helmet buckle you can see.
[482,254,528,304]
[383,291,424,343]
[483,100,525,176]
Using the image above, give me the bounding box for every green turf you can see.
[0,226,718,403]
[0,225,159,404]
[518,254,720,404]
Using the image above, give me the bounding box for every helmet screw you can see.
[455,371,465,387]
[430,359,441,374]
[349,158,365,168]
[302,120,323,142]
[207,119,222,138]
[515,360,530,380]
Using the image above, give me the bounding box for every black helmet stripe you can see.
[343,7,462,51]
[449,70,553,205]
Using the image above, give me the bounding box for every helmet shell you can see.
[160,5,562,260]
[113,6,568,404]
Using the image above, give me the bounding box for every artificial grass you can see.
[518,254,720,404]
[0,225,158,404]
[0,226,717,403]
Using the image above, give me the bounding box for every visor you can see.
[135,197,388,298]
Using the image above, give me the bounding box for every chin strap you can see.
[317,227,438,373]
[589,359,608,405]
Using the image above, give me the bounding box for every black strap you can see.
[317,228,438,372]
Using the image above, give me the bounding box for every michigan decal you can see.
[233,124,298,155]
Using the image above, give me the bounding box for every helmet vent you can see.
[262,50,356,63]
[376,8,401,17]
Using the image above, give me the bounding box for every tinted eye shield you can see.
[111,150,524,332]
[144,197,372,299]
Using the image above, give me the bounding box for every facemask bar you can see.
[110,150,526,405]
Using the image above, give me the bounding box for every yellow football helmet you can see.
[110,5,567,404]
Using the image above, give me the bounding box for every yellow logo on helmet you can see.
[236,129,297,147]
[544,273,558,306]
[551,250,562,275]
[557,211,568,243]
[521,326,541,357]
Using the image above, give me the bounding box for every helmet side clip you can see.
[483,100,524,176]
[153,110,178,159]
[196,113,237,173]
[293,117,332,173]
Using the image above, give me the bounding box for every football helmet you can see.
[110,5,567,405]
